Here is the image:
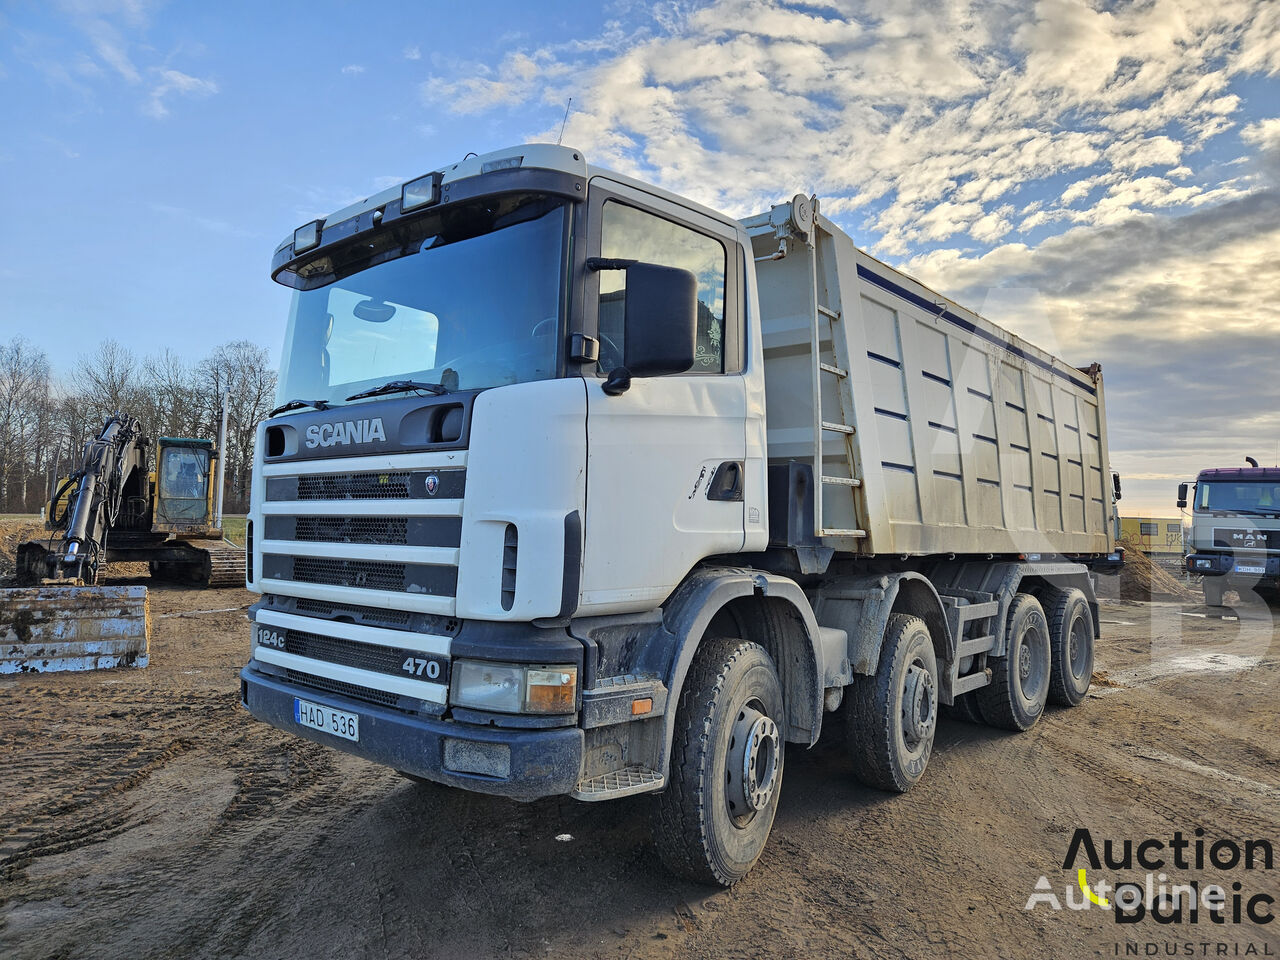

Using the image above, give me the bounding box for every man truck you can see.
[1180,460,1280,606]
[240,144,1116,885]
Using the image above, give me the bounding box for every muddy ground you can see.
[1,575,1278,960]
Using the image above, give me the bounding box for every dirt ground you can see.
[2,573,1278,960]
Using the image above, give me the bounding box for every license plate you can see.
[1235,564,1265,575]
[294,698,359,742]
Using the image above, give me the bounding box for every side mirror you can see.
[1112,472,1122,502]
[622,262,698,377]
[1177,482,1188,509]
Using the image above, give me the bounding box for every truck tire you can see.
[1203,578,1225,607]
[846,614,938,792]
[652,638,785,887]
[950,692,985,725]
[1046,588,1093,707]
[978,594,1050,731]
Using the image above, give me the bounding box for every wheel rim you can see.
[899,656,936,755]
[1015,617,1049,705]
[1068,615,1090,681]
[725,700,779,825]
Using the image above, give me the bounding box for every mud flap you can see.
[0,585,151,674]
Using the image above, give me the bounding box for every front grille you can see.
[296,516,408,544]
[283,628,449,682]
[293,597,412,627]
[292,557,405,591]
[265,469,466,502]
[262,555,459,597]
[299,472,411,500]
[264,515,463,548]
[285,669,400,708]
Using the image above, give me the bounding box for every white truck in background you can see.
[241,144,1117,885]
[1180,460,1280,606]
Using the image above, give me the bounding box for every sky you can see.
[2,0,1279,516]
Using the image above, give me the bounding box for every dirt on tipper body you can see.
[2,573,1279,959]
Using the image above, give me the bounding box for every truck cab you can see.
[1180,467,1280,605]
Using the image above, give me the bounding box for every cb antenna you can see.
[557,97,573,145]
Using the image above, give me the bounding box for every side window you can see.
[599,201,727,373]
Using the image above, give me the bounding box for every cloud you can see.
[341,64,365,75]
[414,0,1280,513]
[404,45,421,61]
[144,68,218,118]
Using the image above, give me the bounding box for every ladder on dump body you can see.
[807,218,867,542]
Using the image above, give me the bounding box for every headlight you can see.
[450,661,578,714]
[1193,558,1214,571]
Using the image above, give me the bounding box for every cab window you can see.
[598,201,727,373]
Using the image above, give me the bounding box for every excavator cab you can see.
[152,438,216,533]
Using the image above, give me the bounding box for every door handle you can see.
[706,461,744,502]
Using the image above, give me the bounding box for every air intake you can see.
[501,525,518,611]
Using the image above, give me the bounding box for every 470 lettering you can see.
[402,656,442,679]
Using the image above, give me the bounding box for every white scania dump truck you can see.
[241,144,1117,885]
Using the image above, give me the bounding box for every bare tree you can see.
[0,338,52,511]
[74,339,139,423]
[197,340,277,512]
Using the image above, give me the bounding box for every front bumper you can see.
[241,665,583,801]
[1186,553,1280,580]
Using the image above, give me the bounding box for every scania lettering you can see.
[304,418,387,449]
[241,145,1118,886]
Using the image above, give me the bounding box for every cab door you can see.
[579,179,747,615]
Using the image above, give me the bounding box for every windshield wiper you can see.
[269,398,331,417]
[345,379,449,401]
[1209,507,1280,518]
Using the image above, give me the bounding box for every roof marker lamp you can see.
[293,220,322,254]
[402,172,442,212]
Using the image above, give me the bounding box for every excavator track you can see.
[187,539,245,588]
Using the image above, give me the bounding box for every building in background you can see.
[1120,516,1184,556]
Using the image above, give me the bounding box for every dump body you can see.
[748,208,1115,558]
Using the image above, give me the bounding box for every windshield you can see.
[1196,480,1280,514]
[156,446,210,523]
[276,193,568,406]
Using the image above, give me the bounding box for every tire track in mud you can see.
[0,737,195,881]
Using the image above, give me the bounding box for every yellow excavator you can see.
[16,413,242,587]
[2,413,243,673]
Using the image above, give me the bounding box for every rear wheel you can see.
[978,594,1050,731]
[846,614,938,792]
[1046,588,1094,707]
[652,639,785,887]
[950,692,985,725]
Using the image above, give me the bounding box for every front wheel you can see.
[846,614,938,792]
[652,639,785,886]
[1203,578,1225,607]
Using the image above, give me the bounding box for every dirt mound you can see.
[0,518,48,580]
[0,517,150,583]
[1118,535,1196,601]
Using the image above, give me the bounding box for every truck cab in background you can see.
[241,144,1117,886]
[1180,465,1280,606]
